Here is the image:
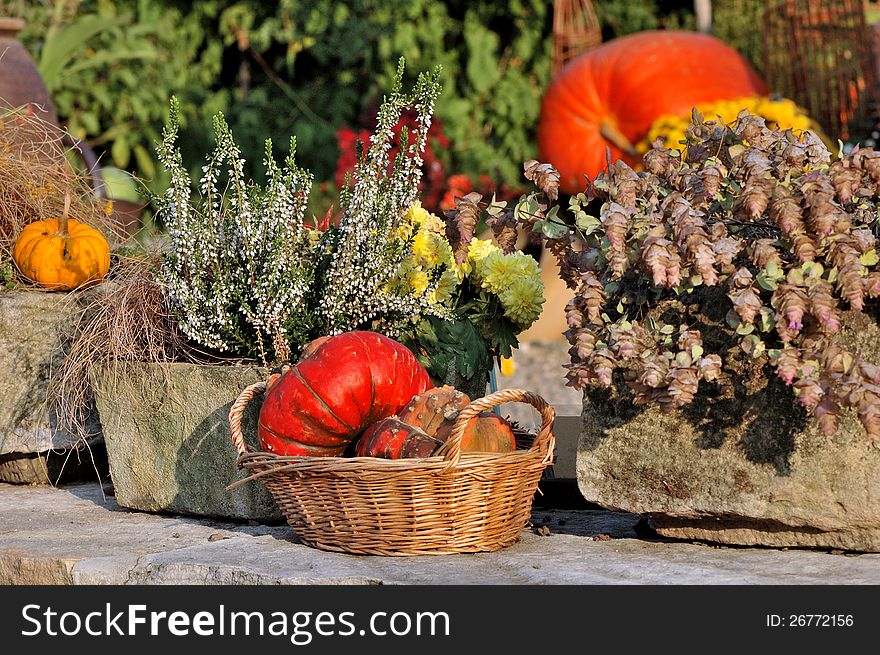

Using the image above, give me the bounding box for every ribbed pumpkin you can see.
[257,331,433,456]
[537,30,768,194]
[12,201,110,291]
[436,411,517,454]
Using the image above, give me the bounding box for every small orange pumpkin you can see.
[436,411,517,454]
[12,196,110,290]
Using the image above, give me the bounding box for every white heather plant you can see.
[156,97,316,363]
[155,61,451,364]
[319,61,449,337]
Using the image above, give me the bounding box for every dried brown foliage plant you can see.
[448,110,880,440]
[46,250,197,441]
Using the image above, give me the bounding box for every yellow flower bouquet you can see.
[393,201,545,396]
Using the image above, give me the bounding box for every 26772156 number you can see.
[766,614,854,627]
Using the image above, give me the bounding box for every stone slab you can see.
[577,312,880,552]
[0,289,101,463]
[2,483,879,585]
[89,361,281,522]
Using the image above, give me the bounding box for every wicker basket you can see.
[227,384,556,556]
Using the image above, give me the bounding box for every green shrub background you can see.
[14,0,765,201]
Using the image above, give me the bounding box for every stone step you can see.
[2,482,878,585]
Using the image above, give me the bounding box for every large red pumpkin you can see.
[537,30,768,194]
[257,332,433,456]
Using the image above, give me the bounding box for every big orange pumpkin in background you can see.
[537,30,768,194]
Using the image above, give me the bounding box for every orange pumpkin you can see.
[12,201,110,291]
[537,30,768,194]
[436,411,516,454]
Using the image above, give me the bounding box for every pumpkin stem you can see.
[599,117,638,157]
[57,192,72,236]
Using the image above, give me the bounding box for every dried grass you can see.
[0,105,123,265]
[46,247,205,442]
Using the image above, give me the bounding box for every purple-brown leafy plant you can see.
[448,109,880,440]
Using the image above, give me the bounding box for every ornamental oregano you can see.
[515,109,880,441]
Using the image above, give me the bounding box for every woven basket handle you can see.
[436,388,556,467]
[229,381,267,456]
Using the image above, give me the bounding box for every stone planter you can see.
[0,289,102,484]
[90,361,281,522]
[577,312,880,552]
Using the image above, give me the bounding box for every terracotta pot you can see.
[0,17,59,125]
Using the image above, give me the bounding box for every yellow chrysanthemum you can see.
[428,268,458,305]
[478,250,541,294]
[498,277,545,328]
[636,95,827,155]
[409,269,430,296]
[411,228,450,269]
[452,238,500,282]
[468,238,499,263]
[386,259,430,297]
[405,201,431,226]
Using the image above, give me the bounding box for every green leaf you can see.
[802,261,824,279]
[63,47,159,78]
[514,195,536,222]
[860,249,879,267]
[576,214,600,234]
[765,261,783,279]
[786,268,804,286]
[533,219,568,240]
[736,322,755,335]
[485,194,507,216]
[111,137,131,169]
[756,272,779,291]
[659,324,675,335]
[38,15,124,89]
[691,345,704,360]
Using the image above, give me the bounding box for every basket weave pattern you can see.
[229,384,556,556]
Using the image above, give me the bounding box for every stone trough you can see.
[89,361,282,522]
[577,312,880,553]
[0,289,102,485]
